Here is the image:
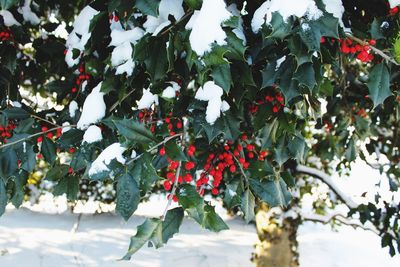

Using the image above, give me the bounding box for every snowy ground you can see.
[1,158,400,267]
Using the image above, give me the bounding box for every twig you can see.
[346,34,400,66]
[160,119,187,220]
[232,153,249,185]
[110,89,135,112]
[30,114,61,127]
[159,11,194,36]
[302,212,380,235]
[126,133,182,165]
[0,124,76,149]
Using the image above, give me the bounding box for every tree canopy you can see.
[0,0,400,258]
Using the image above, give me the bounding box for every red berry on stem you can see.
[159,147,166,156]
[211,188,219,195]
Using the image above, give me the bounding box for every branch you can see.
[0,124,76,149]
[295,164,358,209]
[160,119,187,221]
[159,11,194,36]
[346,34,400,66]
[302,212,380,235]
[30,114,60,128]
[126,133,182,165]
[232,153,249,185]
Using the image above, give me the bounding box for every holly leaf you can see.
[162,207,184,243]
[45,164,70,181]
[122,218,162,260]
[1,107,30,120]
[41,137,57,164]
[269,12,292,39]
[367,63,392,107]
[250,177,292,207]
[211,63,231,93]
[53,176,79,200]
[0,148,18,179]
[241,189,255,223]
[203,204,229,232]
[0,178,7,216]
[165,140,188,161]
[222,113,241,141]
[113,118,156,144]
[116,172,140,221]
[135,0,160,17]
[10,171,28,208]
[0,0,18,9]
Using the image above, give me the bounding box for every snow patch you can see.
[186,0,231,55]
[389,0,400,8]
[68,100,78,118]
[251,0,322,33]
[65,6,99,67]
[161,81,181,98]
[18,0,40,25]
[144,0,184,35]
[195,81,229,124]
[137,88,159,109]
[77,82,106,130]
[0,10,21,27]
[82,125,102,144]
[227,4,246,45]
[109,25,143,76]
[88,143,126,176]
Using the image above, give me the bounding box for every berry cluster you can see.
[0,30,15,45]
[249,90,284,114]
[160,134,270,200]
[109,14,119,22]
[339,38,375,63]
[0,121,16,143]
[71,64,90,93]
[36,125,62,143]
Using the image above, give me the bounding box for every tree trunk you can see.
[252,203,299,267]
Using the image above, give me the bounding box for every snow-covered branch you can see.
[295,164,358,209]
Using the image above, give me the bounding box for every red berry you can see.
[41,126,48,132]
[229,165,236,173]
[167,172,175,181]
[164,180,172,191]
[46,132,53,139]
[320,36,326,43]
[68,167,73,174]
[248,151,254,159]
[71,87,77,93]
[176,121,182,129]
[184,173,193,182]
[159,147,166,156]
[272,105,279,113]
[369,39,376,46]
[211,188,219,195]
[185,161,195,171]
[165,117,171,123]
[37,136,43,143]
[69,147,75,153]
[114,15,119,22]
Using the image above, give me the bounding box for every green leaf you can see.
[122,218,162,260]
[10,171,28,208]
[250,177,292,207]
[45,165,70,181]
[177,184,203,209]
[162,207,184,243]
[288,35,312,66]
[345,138,357,162]
[211,64,231,93]
[222,113,241,141]
[116,172,140,221]
[0,179,7,216]
[294,63,316,90]
[14,118,35,133]
[145,38,168,81]
[367,63,392,107]
[0,0,18,9]
[203,204,229,232]
[184,0,202,9]
[21,145,36,172]
[41,137,57,164]
[58,129,84,148]
[0,148,18,179]
[261,61,278,88]
[53,176,79,200]
[165,140,188,161]
[269,12,292,39]
[113,118,156,144]
[201,117,224,142]
[370,18,385,40]
[130,153,160,192]
[241,189,255,223]
[1,107,30,120]
[135,0,160,17]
